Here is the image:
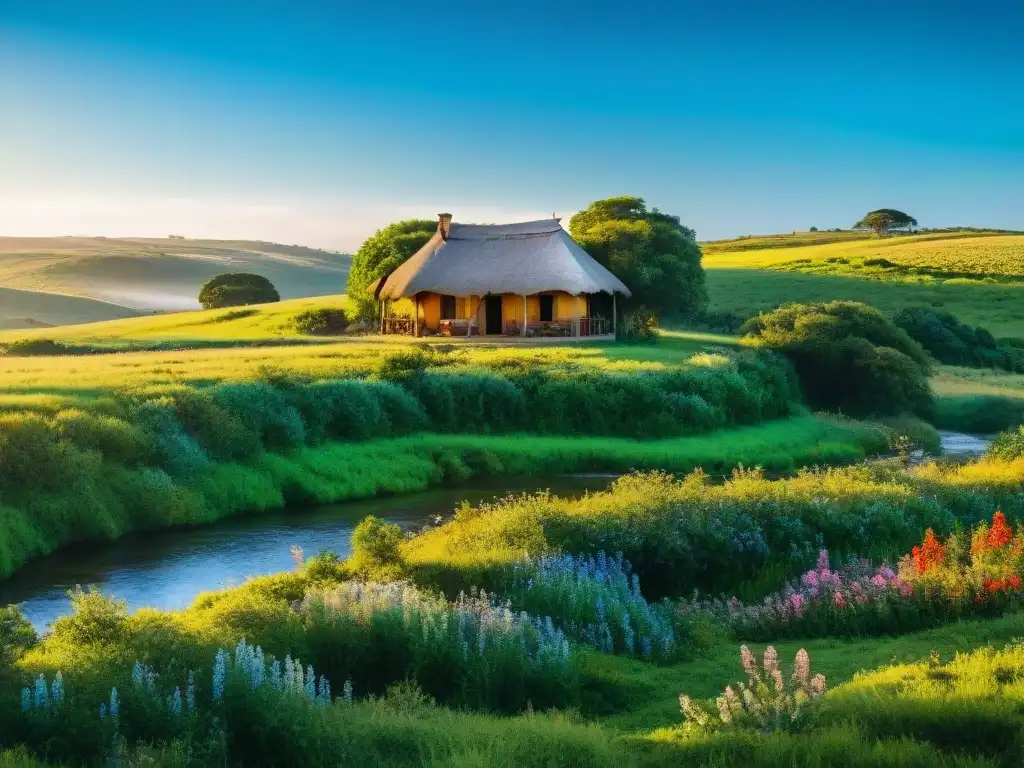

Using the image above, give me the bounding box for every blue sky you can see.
[2,0,1022,249]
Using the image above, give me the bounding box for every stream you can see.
[0,432,991,632]
[0,475,616,631]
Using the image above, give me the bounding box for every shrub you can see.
[2,339,80,357]
[293,308,349,336]
[741,301,933,417]
[0,606,36,667]
[894,307,1024,372]
[350,516,406,579]
[989,425,1024,460]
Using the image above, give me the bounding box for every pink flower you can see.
[834,591,846,608]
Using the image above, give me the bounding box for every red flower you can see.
[913,529,946,575]
[1010,575,1022,590]
[987,511,1013,549]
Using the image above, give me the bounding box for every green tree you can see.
[197,273,279,309]
[854,209,918,237]
[345,219,436,321]
[741,301,933,418]
[569,196,706,322]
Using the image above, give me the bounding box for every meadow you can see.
[703,231,1024,336]
[3,230,1024,766]
[5,463,1024,766]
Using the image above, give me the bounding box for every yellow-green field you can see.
[703,231,1024,337]
[0,286,140,330]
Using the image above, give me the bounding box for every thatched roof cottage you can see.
[370,214,631,337]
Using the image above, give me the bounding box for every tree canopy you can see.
[569,196,706,320]
[197,273,279,309]
[345,219,436,321]
[741,300,933,418]
[854,209,918,236]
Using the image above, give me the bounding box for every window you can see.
[539,294,554,322]
[441,294,457,320]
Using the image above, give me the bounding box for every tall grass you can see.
[404,457,1024,599]
[0,416,884,580]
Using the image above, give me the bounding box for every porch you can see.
[379,291,616,339]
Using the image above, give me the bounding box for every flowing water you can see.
[0,432,991,632]
[0,475,616,631]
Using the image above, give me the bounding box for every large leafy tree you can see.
[854,209,917,236]
[569,196,706,321]
[197,273,279,309]
[345,219,436,321]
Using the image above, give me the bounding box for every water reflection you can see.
[0,475,615,631]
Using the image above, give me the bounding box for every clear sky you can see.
[2,0,1022,251]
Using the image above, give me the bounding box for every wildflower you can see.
[305,666,316,700]
[810,674,826,696]
[989,511,1013,548]
[833,591,846,608]
[98,702,107,720]
[186,671,196,713]
[679,694,710,728]
[109,687,120,725]
[317,675,331,704]
[212,649,228,701]
[792,649,810,692]
[170,687,182,716]
[20,687,30,713]
[343,679,353,704]
[740,645,758,679]
[33,674,49,710]
[51,672,64,706]
[912,529,945,574]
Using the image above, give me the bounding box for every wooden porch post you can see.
[379,300,385,335]
[613,294,617,338]
[522,295,527,337]
[414,294,419,337]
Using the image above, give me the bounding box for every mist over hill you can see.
[0,237,352,325]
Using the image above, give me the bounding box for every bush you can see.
[741,301,933,418]
[989,425,1024,460]
[894,307,1024,372]
[293,308,349,336]
[198,273,280,309]
[350,516,406,579]
[2,339,79,357]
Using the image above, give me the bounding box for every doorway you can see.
[484,295,503,335]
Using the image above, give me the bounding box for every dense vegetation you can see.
[0,345,838,579]
[5,459,1024,766]
[344,220,435,322]
[894,307,1024,372]
[197,273,280,309]
[570,196,707,323]
[740,301,933,417]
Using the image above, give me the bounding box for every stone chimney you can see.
[437,213,453,240]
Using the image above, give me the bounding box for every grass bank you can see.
[0,416,884,580]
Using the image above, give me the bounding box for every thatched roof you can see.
[371,216,631,299]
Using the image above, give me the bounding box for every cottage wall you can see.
[413,291,590,334]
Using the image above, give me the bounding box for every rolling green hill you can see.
[702,231,1024,337]
[0,236,352,316]
[0,285,140,330]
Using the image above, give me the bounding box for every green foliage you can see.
[570,196,707,321]
[894,307,1024,372]
[0,607,36,668]
[988,425,1024,460]
[344,219,435,321]
[853,209,917,236]
[742,301,934,417]
[1,339,80,357]
[350,516,406,579]
[198,273,280,309]
[293,307,349,336]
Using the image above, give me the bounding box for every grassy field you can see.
[0,286,139,330]
[703,231,1024,337]
[0,236,351,323]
